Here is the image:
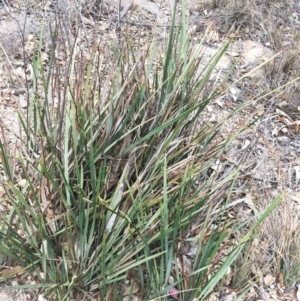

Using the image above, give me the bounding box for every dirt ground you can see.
[0,0,299,300]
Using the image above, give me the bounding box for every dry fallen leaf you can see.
[264,274,275,286]
[123,281,140,296]
[81,16,95,26]
[277,272,284,289]
[0,185,6,198]
[256,104,265,116]
[177,255,192,275]
[205,293,217,301]
[98,23,109,31]
[0,265,26,277]
[244,193,259,215]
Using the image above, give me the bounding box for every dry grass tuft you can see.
[258,193,300,287]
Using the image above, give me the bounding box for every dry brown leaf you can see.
[244,193,259,215]
[0,185,6,198]
[0,265,26,277]
[277,272,284,289]
[81,16,95,26]
[264,274,275,286]
[277,100,289,107]
[256,104,265,116]
[98,23,109,31]
[207,29,219,43]
[205,293,217,301]
[176,255,192,276]
[40,183,56,232]
[291,120,300,133]
[24,34,37,52]
[278,116,293,127]
[123,281,140,295]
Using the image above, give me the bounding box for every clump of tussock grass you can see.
[0,2,280,300]
[258,197,300,287]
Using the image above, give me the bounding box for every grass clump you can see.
[0,3,280,300]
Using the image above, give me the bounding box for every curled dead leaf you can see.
[123,281,139,296]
